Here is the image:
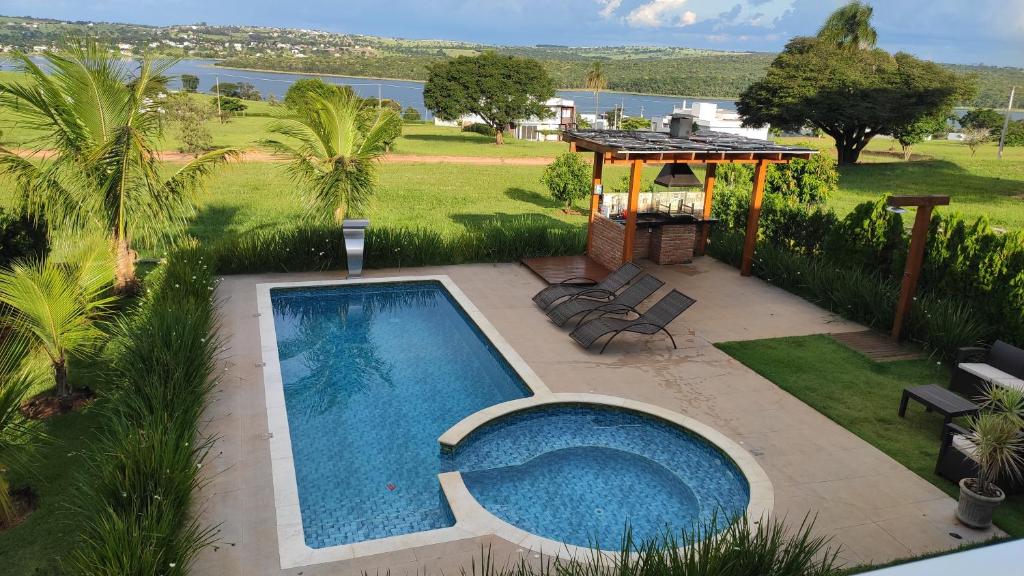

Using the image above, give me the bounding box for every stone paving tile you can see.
[194,260,1002,576]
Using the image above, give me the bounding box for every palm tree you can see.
[0,242,116,402]
[260,89,402,223]
[584,62,608,121]
[817,1,878,50]
[0,41,237,293]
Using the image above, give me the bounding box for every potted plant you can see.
[956,386,1024,529]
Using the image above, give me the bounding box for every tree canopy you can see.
[284,78,355,110]
[960,108,1005,133]
[817,1,877,49]
[738,37,974,164]
[423,52,555,144]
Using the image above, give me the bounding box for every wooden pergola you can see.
[564,130,818,276]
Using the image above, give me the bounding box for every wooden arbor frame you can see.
[888,195,951,341]
[565,131,816,276]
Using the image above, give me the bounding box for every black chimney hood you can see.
[654,163,702,188]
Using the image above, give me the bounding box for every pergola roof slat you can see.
[565,130,818,159]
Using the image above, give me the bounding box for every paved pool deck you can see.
[194,258,1002,576]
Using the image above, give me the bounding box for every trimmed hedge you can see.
[709,191,1022,357]
[70,246,219,575]
[206,217,586,274]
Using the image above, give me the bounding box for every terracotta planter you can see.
[956,478,1004,529]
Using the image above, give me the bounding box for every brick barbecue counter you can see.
[590,214,698,270]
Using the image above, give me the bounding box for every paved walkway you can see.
[195,258,1001,576]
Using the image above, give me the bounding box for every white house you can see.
[433,98,576,142]
[654,102,770,140]
[514,98,576,141]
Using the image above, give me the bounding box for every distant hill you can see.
[0,14,1020,107]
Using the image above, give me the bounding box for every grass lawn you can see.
[779,137,1024,231]
[0,358,112,574]
[181,161,596,245]
[716,335,1024,537]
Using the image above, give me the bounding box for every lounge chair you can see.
[547,274,665,327]
[532,262,643,311]
[949,340,1024,399]
[570,290,696,354]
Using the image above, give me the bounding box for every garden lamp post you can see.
[887,195,950,341]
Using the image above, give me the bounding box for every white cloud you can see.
[626,0,699,28]
[595,0,622,19]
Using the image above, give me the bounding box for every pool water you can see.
[445,405,750,548]
[270,281,530,548]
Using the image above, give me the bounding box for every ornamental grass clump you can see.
[70,247,220,575]
[460,515,840,576]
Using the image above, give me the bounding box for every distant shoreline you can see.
[211,63,742,102]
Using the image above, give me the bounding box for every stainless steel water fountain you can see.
[342,219,370,278]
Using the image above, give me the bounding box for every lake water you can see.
[4,57,1020,122]
[163,59,735,120]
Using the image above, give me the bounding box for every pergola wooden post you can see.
[740,159,769,276]
[695,163,717,256]
[561,131,816,276]
[585,152,604,255]
[622,159,643,262]
[889,195,950,341]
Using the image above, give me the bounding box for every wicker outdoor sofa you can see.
[949,340,1024,399]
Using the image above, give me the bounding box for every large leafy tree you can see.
[0,41,237,292]
[817,1,877,49]
[423,52,555,144]
[261,89,402,223]
[738,37,973,164]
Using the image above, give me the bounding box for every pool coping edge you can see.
[437,392,775,557]
[255,275,551,569]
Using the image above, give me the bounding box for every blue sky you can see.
[3,0,1022,66]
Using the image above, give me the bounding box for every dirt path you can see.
[10,148,554,165]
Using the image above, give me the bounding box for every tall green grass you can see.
[69,246,219,575]
[462,516,840,576]
[207,217,587,274]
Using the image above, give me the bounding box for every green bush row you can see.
[206,217,587,274]
[70,246,219,575]
[708,189,1020,357]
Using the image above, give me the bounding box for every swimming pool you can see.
[268,280,531,548]
[445,404,751,548]
[258,276,770,567]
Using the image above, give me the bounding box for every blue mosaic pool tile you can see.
[270,282,530,548]
[444,404,750,547]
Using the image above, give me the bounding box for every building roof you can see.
[565,130,818,164]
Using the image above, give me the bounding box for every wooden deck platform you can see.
[830,330,926,362]
[520,255,611,285]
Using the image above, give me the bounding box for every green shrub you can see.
[540,152,591,209]
[713,154,839,205]
[765,153,838,204]
[466,515,839,576]
[206,219,587,274]
[462,122,497,137]
[402,106,422,121]
[70,247,219,575]
[0,209,48,267]
[823,198,906,278]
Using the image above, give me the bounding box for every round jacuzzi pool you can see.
[443,404,751,548]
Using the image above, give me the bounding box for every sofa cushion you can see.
[952,434,978,459]
[989,340,1024,379]
[958,363,1024,392]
